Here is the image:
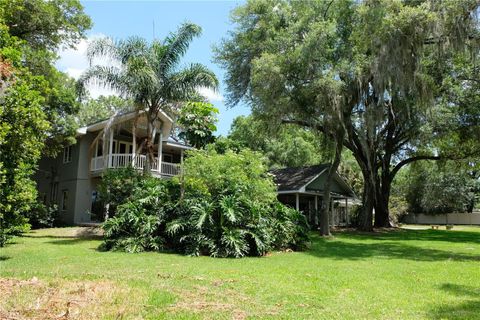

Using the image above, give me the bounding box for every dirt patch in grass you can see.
[168,284,278,319]
[0,277,132,319]
[74,226,103,238]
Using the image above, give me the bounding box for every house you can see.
[34,108,356,227]
[270,164,356,227]
[34,109,191,224]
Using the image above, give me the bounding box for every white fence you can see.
[403,212,480,225]
[90,154,180,176]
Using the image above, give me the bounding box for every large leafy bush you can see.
[100,170,177,253]
[99,149,309,257]
[167,148,308,257]
[98,167,143,218]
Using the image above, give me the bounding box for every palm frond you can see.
[116,36,150,64]
[172,63,219,90]
[86,37,118,65]
[164,63,219,101]
[77,65,129,97]
[159,23,202,73]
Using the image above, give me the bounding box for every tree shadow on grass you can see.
[22,227,103,245]
[0,256,11,261]
[429,284,480,319]
[333,228,480,245]
[46,237,102,245]
[308,234,480,262]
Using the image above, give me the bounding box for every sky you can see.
[56,0,249,136]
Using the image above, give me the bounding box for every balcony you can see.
[90,154,181,176]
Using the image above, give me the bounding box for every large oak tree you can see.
[215,0,479,231]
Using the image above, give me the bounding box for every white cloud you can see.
[56,34,118,98]
[197,87,224,102]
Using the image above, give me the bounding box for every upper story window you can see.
[63,145,73,163]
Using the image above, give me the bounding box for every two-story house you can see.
[34,109,190,224]
[34,109,357,227]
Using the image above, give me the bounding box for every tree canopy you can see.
[177,101,218,149]
[0,0,91,245]
[216,0,480,231]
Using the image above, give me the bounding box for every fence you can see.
[403,212,480,225]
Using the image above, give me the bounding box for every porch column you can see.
[157,132,163,173]
[295,193,300,211]
[345,198,349,225]
[108,127,114,168]
[314,195,318,226]
[132,122,136,166]
[330,198,335,226]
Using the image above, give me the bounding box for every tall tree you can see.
[0,1,91,244]
[215,0,479,231]
[1,0,92,156]
[79,23,219,172]
[228,115,329,168]
[1,0,91,51]
[0,23,50,245]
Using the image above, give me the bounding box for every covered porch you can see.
[278,192,352,227]
[270,164,356,227]
[81,110,190,177]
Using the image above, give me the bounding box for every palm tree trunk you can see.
[144,114,155,175]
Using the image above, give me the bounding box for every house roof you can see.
[76,109,174,136]
[76,109,194,151]
[269,164,355,198]
[270,164,330,192]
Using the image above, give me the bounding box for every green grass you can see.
[1,226,480,319]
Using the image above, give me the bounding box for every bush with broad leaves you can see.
[99,148,309,257]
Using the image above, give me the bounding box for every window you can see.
[96,142,103,157]
[119,142,127,154]
[50,182,58,202]
[63,145,73,163]
[61,190,68,211]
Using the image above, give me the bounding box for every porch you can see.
[84,110,189,177]
[278,192,351,227]
[90,154,181,176]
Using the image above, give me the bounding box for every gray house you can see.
[34,110,190,224]
[270,165,356,227]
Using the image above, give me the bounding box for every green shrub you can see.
[26,203,60,229]
[167,148,309,257]
[99,148,309,257]
[100,171,176,253]
[269,202,309,251]
[98,167,143,218]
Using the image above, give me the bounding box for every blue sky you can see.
[56,0,249,135]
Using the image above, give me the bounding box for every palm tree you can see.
[78,23,219,172]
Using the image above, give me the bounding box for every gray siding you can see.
[34,129,186,225]
[35,143,81,224]
[34,133,97,224]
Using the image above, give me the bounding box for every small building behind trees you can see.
[270,165,356,227]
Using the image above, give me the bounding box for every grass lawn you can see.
[1,226,480,319]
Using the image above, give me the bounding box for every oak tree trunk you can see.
[374,173,393,228]
[319,133,343,236]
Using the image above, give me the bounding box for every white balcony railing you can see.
[90,154,180,176]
